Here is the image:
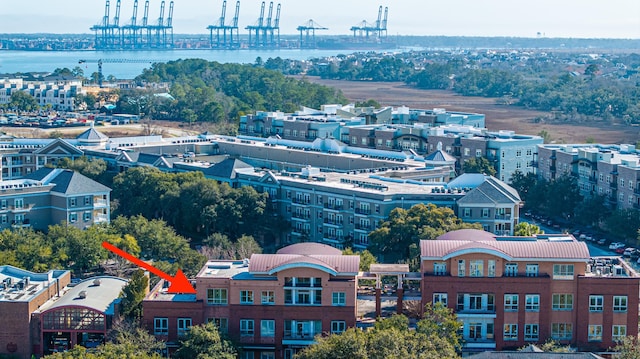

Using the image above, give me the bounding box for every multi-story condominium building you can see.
[420,229,639,353]
[238,105,539,182]
[0,265,70,359]
[453,174,522,235]
[0,76,83,111]
[0,167,111,231]
[239,105,485,141]
[143,243,360,359]
[537,144,640,210]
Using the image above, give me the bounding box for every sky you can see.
[0,0,639,39]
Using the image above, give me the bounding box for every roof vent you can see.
[78,290,87,299]
[93,279,101,286]
[242,258,250,267]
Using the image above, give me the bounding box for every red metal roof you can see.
[421,239,590,260]
[249,253,360,275]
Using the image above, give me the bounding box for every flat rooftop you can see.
[0,266,68,303]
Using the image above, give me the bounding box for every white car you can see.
[609,242,625,250]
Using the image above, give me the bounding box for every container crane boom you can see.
[167,1,174,27]
[113,0,121,27]
[142,0,150,26]
[231,0,240,27]
[273,3,281,29]
[219,0,227,26]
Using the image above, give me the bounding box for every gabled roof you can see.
[33,138,83,156]
[202,158,252,179]
[456,176,521,205]
[25,168,111,195]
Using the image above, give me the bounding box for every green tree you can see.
[173,322,237,359]
[606,209,640,243]
[343,248,377,272]
[296,313,459,359]
[544,174,582,220]
[119,269,149,320]
[614,336,640,358]
[462,157,496,176]
[9,91,39,112]
[56,157,108,182]
[574,195,610,226]
[368,203,481,262]
[514,222,544,236]
[234,235,262,259]
[417,302,462,351]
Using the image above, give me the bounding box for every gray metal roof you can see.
[76,127,108,141]
[40,276,127,314]
[456,176,521,205]
[25,168,111,195]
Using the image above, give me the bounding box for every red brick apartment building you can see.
[421,229,640,353]
[143,243,360,359]
[0,266,70,359]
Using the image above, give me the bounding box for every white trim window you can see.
[240,319,255,336]
[154,317,168,335]
[331,320,346,334]
[613,296,628,312]
[433,293,448,306]
[503,324,518,341]
[332,292,346,306]
[177,318,192,337]
[261,320,275,337]
[240,290,254,304]
[588,325,603,342]
[589,295,603,312]
[504,294,518,311]
[524,324,538,341]
[612,325,627,342]
[525,294,540,311]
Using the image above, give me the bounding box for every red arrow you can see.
[102,241,196,294]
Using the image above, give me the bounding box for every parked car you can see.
[616,247,626,254]
[623,248,637,257]
[609,242,625,250]
[597,238,607,246]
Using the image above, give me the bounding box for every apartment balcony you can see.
[323,219,343,226]
[9,204,34,213]
[292,213,311,220]
[355,224,372,231]
[93,199,108,207]
[283,331,321,341]
[11,219,30,228]
[494,214,512,220]
[456,307,496,316]
[463,339,496,350]
[323,234,344,243]
[324,203,344,210]
[94,214,109,223]
[291,229,310,236]
[355,208,371,215]
[292,198,311,205]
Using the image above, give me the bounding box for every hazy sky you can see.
[0,0,639,38]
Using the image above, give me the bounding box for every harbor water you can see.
[0,48,401,79]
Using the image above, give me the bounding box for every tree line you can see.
[303,51,640,126]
